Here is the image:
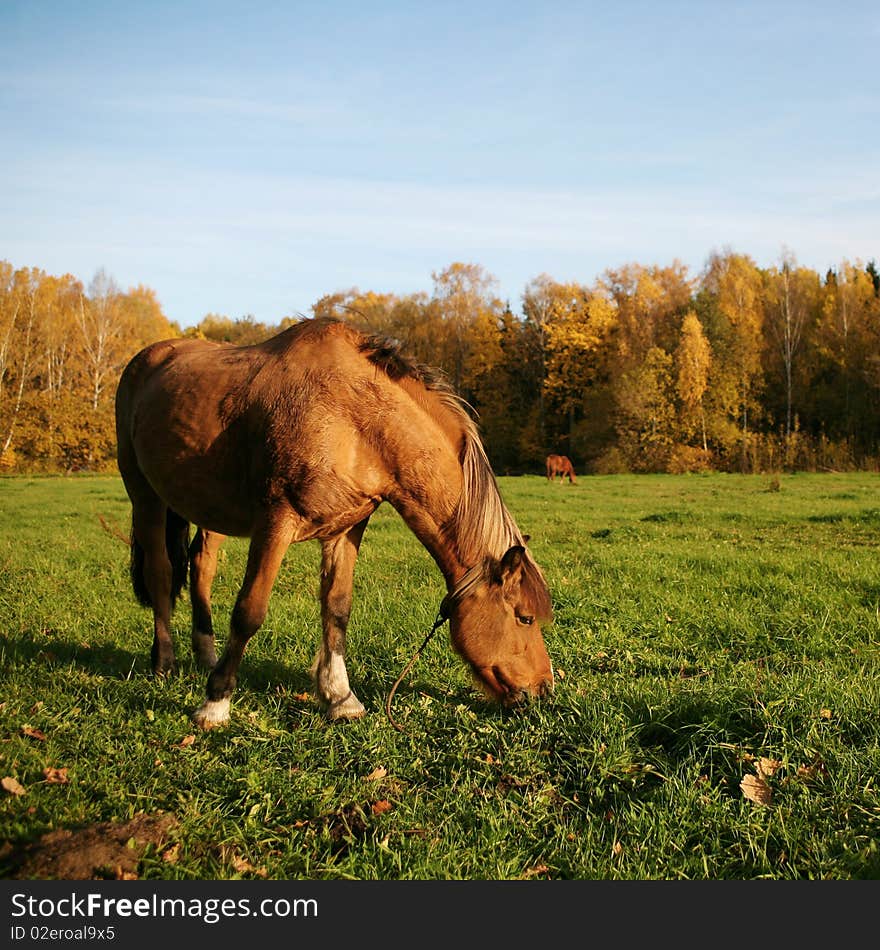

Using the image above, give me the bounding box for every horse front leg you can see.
[189,528,225,669]
[192,517,291,729]
[311,518,369,721]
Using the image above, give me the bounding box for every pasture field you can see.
[1,472,878,880]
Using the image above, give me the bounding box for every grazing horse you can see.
[115,318,553,728]
[546,454,577,484]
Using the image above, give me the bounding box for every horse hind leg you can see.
[131,501,179,676]
[311,518,369,721]
[189,528,225,669]
[193,515,292,729]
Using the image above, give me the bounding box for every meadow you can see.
[0,472,878,880]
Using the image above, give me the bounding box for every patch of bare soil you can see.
[3,812,178,880]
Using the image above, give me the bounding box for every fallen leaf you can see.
[372,799,392,816]
[524,863,550,877]
[2,776,27,796]
[820,708,833,719]
[363,766,387,781]
[293,691,311,702]
[797,759,828,782]
[484,753,495,764]
[230,854,267,878]
[21,725,47,742]
[612,841,623,856]
[740,773,772,805]
[43,767,69,784]
[161,844,180,864]
[757,757,782,778]
[30,701,44,713]
[556,668,566,680]
[178,735,196,747]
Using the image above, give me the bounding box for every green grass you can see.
[1,472,879,879]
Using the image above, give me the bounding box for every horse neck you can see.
[387,429,519,593]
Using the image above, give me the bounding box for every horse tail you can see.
[129,509,190,608]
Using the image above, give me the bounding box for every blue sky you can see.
[2,1,877,327]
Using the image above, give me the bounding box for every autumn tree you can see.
[764,250,820,440]
[614,346,676,471]
[431,262,502,397]
[1,267,45,460]
[542,284,617,462]
[701,251,766,469]
[675,309,711,451]
[807,260,878,452]
[599,261,693,364]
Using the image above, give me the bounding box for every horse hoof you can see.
[326,693,366,722]
[192,697,231,730]
[151,646,176,677]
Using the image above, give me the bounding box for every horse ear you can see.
[498,544,525,579]
[522,534,530,544]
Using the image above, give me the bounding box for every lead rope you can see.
[385,564,485,734]
[385,608,448,733]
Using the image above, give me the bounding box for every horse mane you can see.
[357,325,552,621]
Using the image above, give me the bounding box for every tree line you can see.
[2,251,879,476]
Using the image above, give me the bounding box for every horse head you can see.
[446,545,554,705]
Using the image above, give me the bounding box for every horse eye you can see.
[517,614,534,626]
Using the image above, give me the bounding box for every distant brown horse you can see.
[546,454,576,484]
[115,318,553,728]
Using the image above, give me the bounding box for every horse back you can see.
[115,321,458,540]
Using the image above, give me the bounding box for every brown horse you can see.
[546,454,576,484]
[115,318,553,728]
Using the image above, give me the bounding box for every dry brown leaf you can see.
[612,841,623,856]
[797,759,827,782]
[230,854,267,878]
[161,844,180,864]
[30,701,44,713]
[178,735,196,747]
[43,767,69,784]
[21,725,47,742]
[484,753,495,764]
[371,799,392,816]
[740,773,772,805]
[820,708,833,719]
[757,757,782,778]
[2,776,27,796]
[293,691,311,702]
[363,766,387,781]
[524,863,550,877]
